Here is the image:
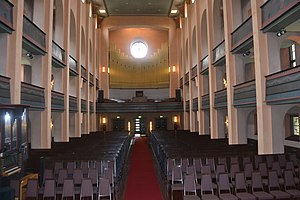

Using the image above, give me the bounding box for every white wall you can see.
[109,88,169,100]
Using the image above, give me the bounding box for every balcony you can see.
[191,65,197,80]
[96,78,99,89]
[21,82,45,110]
[180,77,183,89]
[185,100,190,111]
[81,66,87,81]
[96,101,183,113]
[200,55,209,75]
[201,94,210,110]
[90,101,94,112]
[69,95,78,112]
[89,73,94,86]
[261,0,300,32]
[52,41,66,68]
[69,56,78,76]
[266,66,300,105]
[0,0,13,33]
[233,80,256,107]
[22,16,46,55]
[0,75,10,104]
[192,97,198,111]
[81,99,87,112]
[231,17,253,54]
[184,72,189,85]
[214,89,227,109]
[51,91,64,111]
[212,40,226,66]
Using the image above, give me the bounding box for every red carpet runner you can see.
[124,137,163,200]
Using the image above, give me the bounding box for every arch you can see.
[89,40,92,72]
[200,10,208,58]
[81,27,86,66]
[246,109,257,139]
[69,10,76,57]
[212,0,224,46]
[53,0,64,45]
[279,38,300,70]
[185,39,189,73]
[191,26,197,67]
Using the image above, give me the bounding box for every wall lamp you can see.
[26,53,34,59]
[242,51,251,57]
[276,29,286,37]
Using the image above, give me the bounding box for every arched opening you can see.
[212,0,224,46]
[53,0,64,45]
[192,27,197,67]
[232,0,251,30]
[247,109,257,140]
[69,10,76,57]
[81,27,86,66]
[279,39,300,71]
[185,39,189,73]
[201,10,208,58]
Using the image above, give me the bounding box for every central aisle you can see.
[124,137,164,200]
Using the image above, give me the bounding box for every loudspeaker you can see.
[175,89,181,102]
[98,90,104,102]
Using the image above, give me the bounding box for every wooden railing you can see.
[212,40,225,65]
[233,79,256,107]
[21,82,45,109]
[231,16,253,52]
[192,97,198,111]
[52,41,66,66]
[184,72,189,85]
[200,55,209,74]
[81,66,87,81]
[201,94,210,110]
[81,99,87,112]
[69,95,78,112]
[214,88,227,109]
[69,56,78,76]
[191,65,197,79]
[51,90,64,111]
[0,0,13,31]
[0,75,10,103]
[89,73,94,86]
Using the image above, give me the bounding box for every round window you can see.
[130,41,148,59]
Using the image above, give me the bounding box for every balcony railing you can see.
[185,100,190,111]
[200,55,209,74]
[90,101,94,112]
[261,0,300,32]
[233,79,256,107]
[266,66,300,104]
[201,94,210,110]
[69,95,78,112]
[81,99,87,112]
[0,75,10,104]
[184,72,189,85]
[89,73,94,86]
[191,65,197,80]
[51,91,64,111]
[192,97,198,111]
[96,78,99,89]
[81,66,87,81]
[231,16,253,54]
[22,16,46,54]
[69,56,78,76]
[96,101,183,113]
[21,82,45,109]
[52,41,66,68]
[212,40,226,66]
[0,0,13,33]
[180,77,183,88]
[214,89,227,109]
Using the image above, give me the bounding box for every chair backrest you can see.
[243,156,251,168]
[216,164,226,182]
[57,169,68,186]
[95,160,102,175]
[186,165,196,178]
[201,174,214,195]
[26,179,38,198]
[244,162,253,180]
[54,161,63,176]
[104,167,114,186]
[184,174,197,195]
[284,170,296,189]
[266,155,274,169]
[193,157,202,173]
[172,165,183,184]
[271,161,282,177]
[43,169,54,184]
[230,163,240,182]
[277,154,286,168]
[268,170,280,191]
[88,168,99,187]
[235,172,247,193]
[80,179,93,198]
[67,161,75,175]
[230,156,239,165]
[181,158,189,173]
[73,168,83,185]
[167,158,175,175]
[289,154,299,167]
[285,161,295,173]
[218,157,228,172]
[43,179,56,199]
[107,159,116,177]
[252,171,264,192]
[258,162,268,178]
[62,179,75,199]
[254,155,263,170]
[218,173,231,194]
[206,157,215,173]
[10,179,20,198]
[201,165,211,175]
[99,177,111,199]
[81,160,89,175]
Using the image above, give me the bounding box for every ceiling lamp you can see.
[171,9,178,14]
[99,9,106,14]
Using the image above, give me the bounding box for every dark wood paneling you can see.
[201,94,210,110]
[81,99,87,113]
[231,17,253,54]
[69,95,77,112]
[233,80,256,107]
[0,75,10,104]
[0,0,14,33]
[51,90,64,111]
[185,100,190,111]
[21,82,45,109]
[192,97,198,111]
[214,89,227,109]
[212,40,226,66]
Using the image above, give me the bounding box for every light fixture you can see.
[169,67,171,73]
[130,41,148,59]
[173,116,178,123]
[160,115,163,118]
[192,0,195,3]
[127,121,131,132]
[225,115,229,128]
[172,65,176,72]
[51,74,54,90]
[276,28,286,37]
[50,118,54,129]
[81,0,85,3]
[138,115,142,119]
[117,116,120,119]
[99,9,106,14]
[223,78,227,88]
[89,3,92,17]
[171,9,178,14]
[102,117,107,124]
[102,66,106,73]
[4,112,10,122]
[149,121,153,132]
[242,51,251,57]
[26,52,33,59]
